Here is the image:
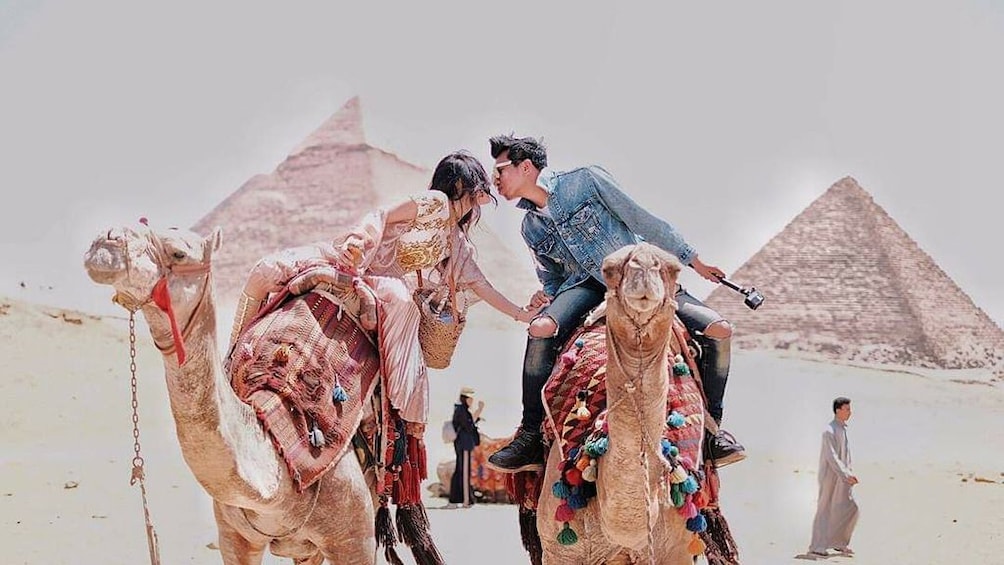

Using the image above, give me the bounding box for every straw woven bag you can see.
[414,268,466,369]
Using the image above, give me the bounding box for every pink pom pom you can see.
[680,500,698,519]
[560,351,578,367]
[678,455,696,472]
[555,502,575,522]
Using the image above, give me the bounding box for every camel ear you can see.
[602,244,635,289]
[208,227,223,253]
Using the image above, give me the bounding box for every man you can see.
[808,397,859,558]
[486,134,745,473]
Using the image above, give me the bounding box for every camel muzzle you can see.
[84,239,128,284]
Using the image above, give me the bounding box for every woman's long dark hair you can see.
[429,151,497,233]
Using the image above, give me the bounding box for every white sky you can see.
[1,0,1002,323]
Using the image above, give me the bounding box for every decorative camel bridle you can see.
[603,291,677,565]
[107,222,213,565]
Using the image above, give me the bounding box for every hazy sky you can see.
[1,1,1001,323]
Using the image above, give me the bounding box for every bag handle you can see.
[415,206,461,318]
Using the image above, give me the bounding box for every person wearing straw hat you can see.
[446,386,484,509]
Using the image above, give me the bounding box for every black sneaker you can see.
[708,429,746,467]
[486,429,545,473]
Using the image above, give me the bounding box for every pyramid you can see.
[704,176,1004,374]
[192,97,538,326]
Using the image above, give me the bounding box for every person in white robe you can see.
[808,396,859,557]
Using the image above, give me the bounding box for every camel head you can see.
[84,223,222,363]
[601,242,682,328]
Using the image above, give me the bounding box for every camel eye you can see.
[172,250,186,260]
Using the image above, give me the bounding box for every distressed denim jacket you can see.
[518,166,697,296]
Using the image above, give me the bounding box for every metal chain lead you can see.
[127,312,162,565]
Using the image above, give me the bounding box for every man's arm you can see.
[528,245,562,297]
[821,429,856,483]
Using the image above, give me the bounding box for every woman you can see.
[231,151,536,428]
[447,386,483,509]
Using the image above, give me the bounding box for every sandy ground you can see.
[2,297,1003,564]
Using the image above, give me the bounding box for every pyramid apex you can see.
[290,96,366,155]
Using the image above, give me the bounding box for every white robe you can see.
[809,418,859,553]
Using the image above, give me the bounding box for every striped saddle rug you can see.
[228,291,380,492]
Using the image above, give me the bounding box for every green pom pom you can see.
[673,362,690,376]
[671,483,685,507]
[557,522,578,546]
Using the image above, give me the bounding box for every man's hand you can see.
[529,290,552,309]
[690,256,727,283]
[477,400,485,411]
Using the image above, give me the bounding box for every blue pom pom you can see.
[551,480,571,499]
[661,438,672,457]
[585,437,608,458]
[567,493,588,510]
[667,411,686,428]
[673,361,691,376]
[686,514,707,533]
[681,476,699,494]
[574,338,585,348]
[331,384,349,403]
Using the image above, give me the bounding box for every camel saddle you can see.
[542,316,706,469]
[228,290,380,492]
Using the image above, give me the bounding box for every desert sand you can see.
[2,297,1003,564]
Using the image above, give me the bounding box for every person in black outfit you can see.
[447,386,484,508]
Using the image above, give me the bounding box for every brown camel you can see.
[84,224,386,565]
[535,243,697,565]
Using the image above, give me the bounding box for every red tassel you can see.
[409,435,428,481]
[151,277,186,364]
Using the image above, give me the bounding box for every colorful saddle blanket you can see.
[228,291,380,492]
[542,318,706,467]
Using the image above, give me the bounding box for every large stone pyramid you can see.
[705,176,1004,374]
[192,97,537,326]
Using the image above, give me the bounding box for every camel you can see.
[84,224,390,565]
[535,243,697,565]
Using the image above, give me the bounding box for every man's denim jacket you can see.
[517,166,697,297]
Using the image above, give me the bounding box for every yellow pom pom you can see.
[687,533,706,555]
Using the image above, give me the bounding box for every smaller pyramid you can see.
[705,177,1004,374]
[290,96,366,155]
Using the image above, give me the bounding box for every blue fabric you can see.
[517,166,697,296]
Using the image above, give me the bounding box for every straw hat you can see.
[459,386,476,397]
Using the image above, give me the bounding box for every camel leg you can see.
[314,456,377,565]
[293,555,324,565]
[214,501,268,565]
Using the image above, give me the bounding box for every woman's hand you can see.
[337,237,364,270]
[514,304,543,324]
